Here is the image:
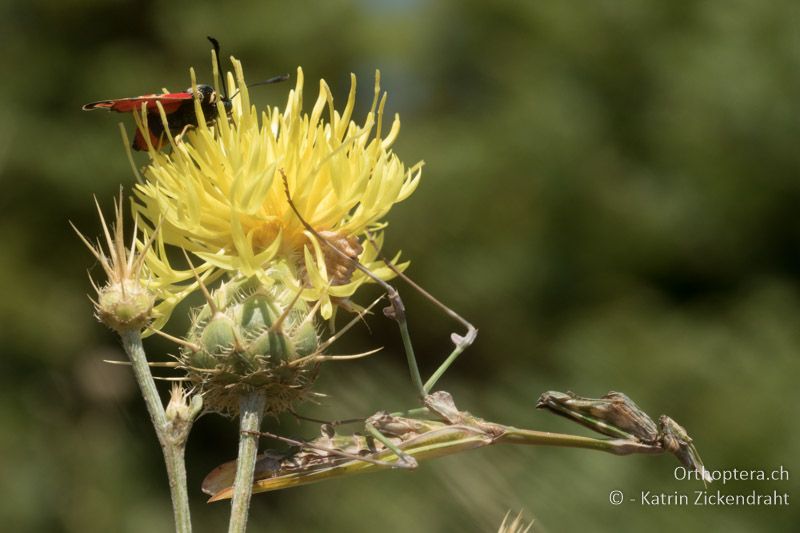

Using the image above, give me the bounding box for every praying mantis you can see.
[203,389,710,500]
[200,174,710,501]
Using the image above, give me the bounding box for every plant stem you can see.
[120,330,192,533]
[228,390,267,533]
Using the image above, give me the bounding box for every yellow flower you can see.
[133,59,421,322]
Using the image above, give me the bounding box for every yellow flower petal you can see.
[133,58,420,327]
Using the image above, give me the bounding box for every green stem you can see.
[120,330,192,533]
[228,391,267,533]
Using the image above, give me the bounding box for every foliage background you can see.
[1,0,798,531]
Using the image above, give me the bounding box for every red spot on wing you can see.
[82,93,192,114]
[132,127,164,152]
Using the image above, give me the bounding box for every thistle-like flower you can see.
[132,59,421,325]
[73,194,156,333]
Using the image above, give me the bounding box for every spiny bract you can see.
[180,277,320,416]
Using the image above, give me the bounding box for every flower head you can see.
[179,276,322,416]
[133,59,421,324]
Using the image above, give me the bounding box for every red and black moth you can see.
[82,37,287,151]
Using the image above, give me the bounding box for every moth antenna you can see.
[207,36,228,101]
[228,74,290,101]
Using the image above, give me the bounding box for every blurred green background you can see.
[1,0,798,531]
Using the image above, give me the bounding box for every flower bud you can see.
[165,385,203,424]
[96,279,155,332]
[180,279,320,416]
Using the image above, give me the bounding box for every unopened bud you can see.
[165,385,202,424]
[96,279,155,332]
[181,278,321,416]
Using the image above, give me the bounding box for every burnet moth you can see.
[83,37,287,151]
